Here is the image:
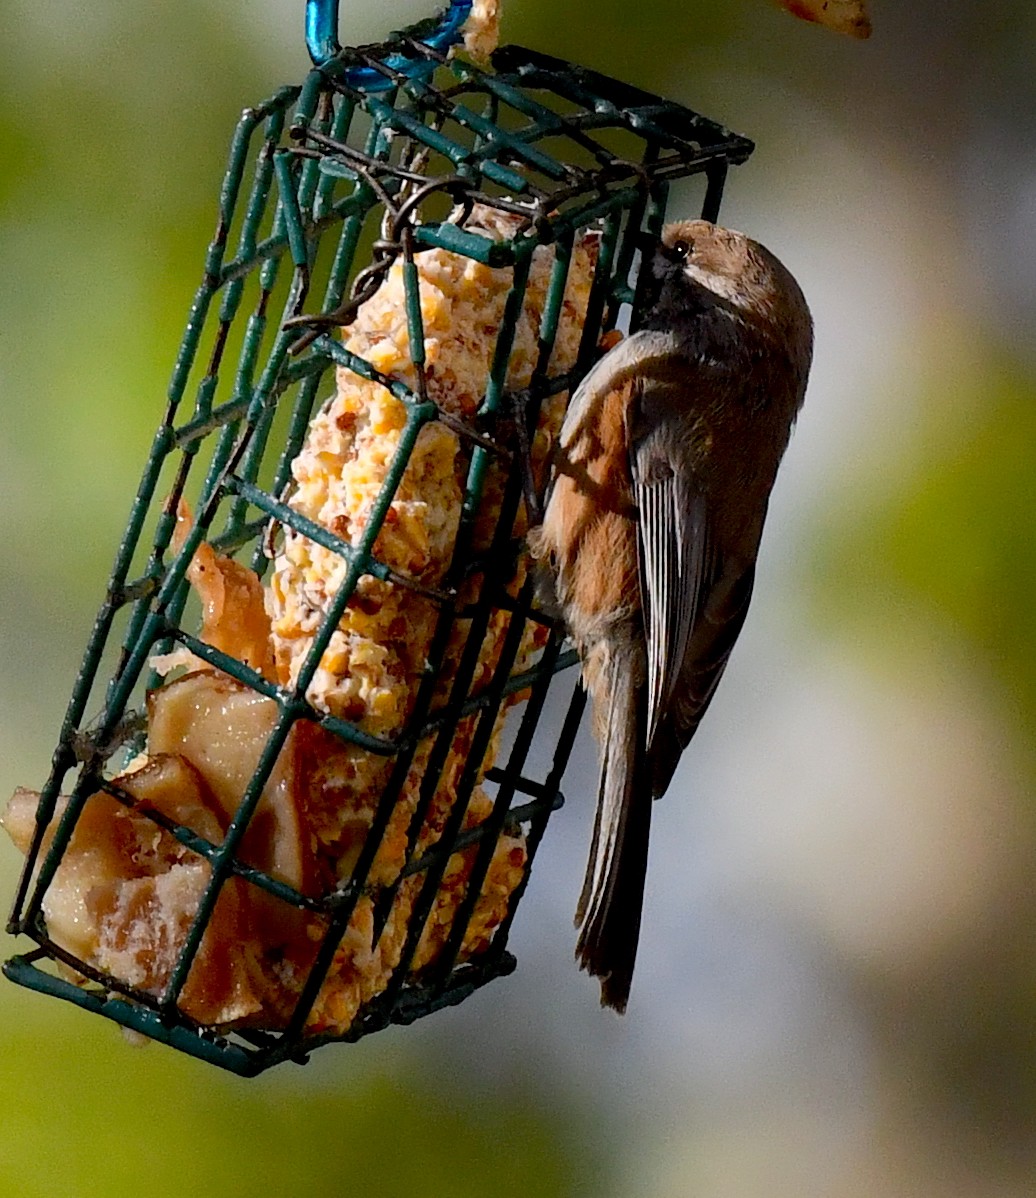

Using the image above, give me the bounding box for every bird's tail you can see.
[575,647,650,1013]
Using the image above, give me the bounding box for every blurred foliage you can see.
[809,349,1036,1148]
[0,998,589,1198]
[813,354,1036,752]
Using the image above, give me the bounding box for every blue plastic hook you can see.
[305,0,474,90]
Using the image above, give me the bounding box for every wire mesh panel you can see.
[3,43,753,1075]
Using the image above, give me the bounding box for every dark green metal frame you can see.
[4,40,752,1075]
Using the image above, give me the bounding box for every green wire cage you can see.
[4,16,753,1076]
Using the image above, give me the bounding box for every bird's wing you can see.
[558,330,760,797]
[647,560,756,798]
[630,431,709,749]
[558,330,682,450]
[629,372,759,795]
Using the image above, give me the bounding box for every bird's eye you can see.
[672,239,692,260]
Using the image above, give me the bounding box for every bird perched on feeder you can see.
[533,219,813,1012]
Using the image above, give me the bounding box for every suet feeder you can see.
[3,0,753,1075]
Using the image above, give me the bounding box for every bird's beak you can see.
[633,230,689,273]
[634,231,676,267]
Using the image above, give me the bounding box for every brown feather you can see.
[537,379,639,627]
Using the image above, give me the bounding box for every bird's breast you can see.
[536,380,640,635]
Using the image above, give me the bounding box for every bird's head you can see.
[649,219,810,344]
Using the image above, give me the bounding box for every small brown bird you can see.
[533,219,813,1011]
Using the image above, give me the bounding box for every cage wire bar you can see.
[3,38,753,1076]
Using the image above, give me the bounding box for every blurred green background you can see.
[3,1,1036,1194]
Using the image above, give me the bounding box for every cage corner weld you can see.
[2,32,752,1075]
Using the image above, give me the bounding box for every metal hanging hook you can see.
[305,0,474,89]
